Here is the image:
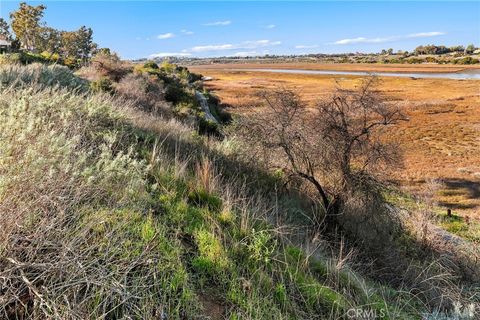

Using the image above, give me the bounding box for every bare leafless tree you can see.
[236,77,407,217]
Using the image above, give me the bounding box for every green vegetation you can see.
[413,44,474,55]
[440,213,480,242]
[385,188,480,243]
[134,60,226,134]
[90,76,114,93]
[0,2,96,68]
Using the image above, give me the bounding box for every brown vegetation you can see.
[235,78,406,217]
[189,64,480,219]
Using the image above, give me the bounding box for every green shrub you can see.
[20,52,49,64]
[165,83,189,104]
[161,61,176,74]
[90,77,114,93]
[40,51,62,63]
[0,53,22,65]
[246,230,276,266]
[0,52,58,66]
[143,60,159,69]
[453,56,480,65]
[406,57,424,64]
[192,229,230,279]
[189,72,203,82]
[175,101,197,118]
[198,117,220,136]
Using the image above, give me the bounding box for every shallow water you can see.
[232,68,480,80]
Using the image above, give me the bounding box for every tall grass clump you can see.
[0,72,201,317]
[0,63,88,91]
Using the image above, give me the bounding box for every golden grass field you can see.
[189,63,480,219]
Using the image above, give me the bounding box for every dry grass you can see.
[189,64,480,219]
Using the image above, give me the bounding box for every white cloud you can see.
[203,20,231,26]
[334,37,388,45]
[254,40,281,46]
[181,29,194,35]
[407,31,445,38]
[233,51,258,57]
[295,45,319,49]
[266,24,276,29]
[149,52,192,58]
[333,31,445,45]
[191,44,235,52]
[188,40,281,53]
[157,33,175,39]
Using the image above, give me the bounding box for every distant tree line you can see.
[0,2,98,67]
[378,44,477,56]
[412,44,476,55]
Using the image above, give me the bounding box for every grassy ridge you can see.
[0,64,477,319]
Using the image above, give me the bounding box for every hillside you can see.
[0,59,478,320]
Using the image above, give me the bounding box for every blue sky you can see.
[0,1,478,59]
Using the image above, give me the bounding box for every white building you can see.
[0,36,12,53]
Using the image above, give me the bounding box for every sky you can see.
[0,1,478,59]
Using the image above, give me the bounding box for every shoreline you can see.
[188,62,480,74]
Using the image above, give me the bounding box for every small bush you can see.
[189,72,203,82]
[161,61,176,74]
[246,230,276,266]
[198,117,220,136]
[192,229,230,279]
[143,60,159,69]
[407,57,424,64]
[63,56,79,69]
[453,56,480,65]
[90,77,114,93]
[79,51,131,82]
[114,73,168,115]
[165,83,190,104]
[20,52,49,64]
[0,53,22,65]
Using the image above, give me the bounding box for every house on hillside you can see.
[0,36,12,53]
[0,36,12,54]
